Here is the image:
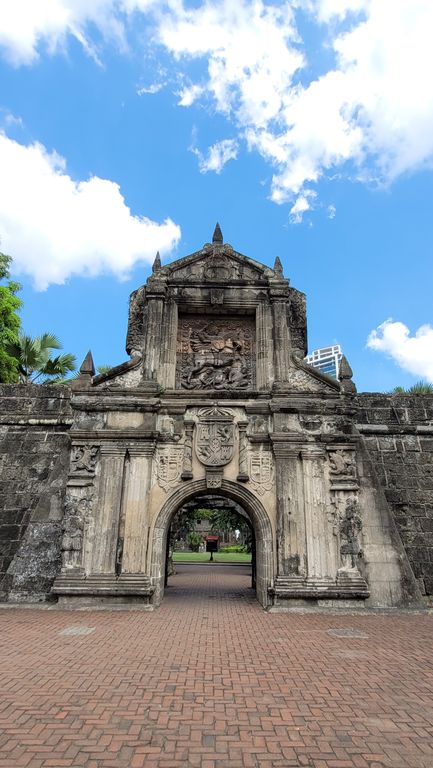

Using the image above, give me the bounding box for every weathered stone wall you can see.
[0,385,72,600]
[356,393,433,597]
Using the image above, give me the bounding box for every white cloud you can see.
[177,83,205,107]
[327,203,336,219]
[0,133,181,289]
[367,320,433,383]
[2,1,433,215]
[289,191,316,224]
[155,0,433,209]
[0,0,132,65]
[137,82,163,95]
[192,138,238,174]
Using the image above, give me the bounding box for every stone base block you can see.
[52,572,155,605]
[269,572,369,609]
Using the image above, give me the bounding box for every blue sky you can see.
[0,0,432,392]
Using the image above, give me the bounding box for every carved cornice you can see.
[71,430,159,441]
[270,433,303,458]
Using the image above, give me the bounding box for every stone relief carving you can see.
[205,468,223,489]
[61,493,92,570]
[176,315,255,390]
[249,452,274,496]
[328,448,356,477]
[195,407,235,467]
[156,447,183,492]
[248,416,268,436]
[339,496,362,569]
[71,445,99,474]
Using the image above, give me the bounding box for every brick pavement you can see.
[1,564,433,768]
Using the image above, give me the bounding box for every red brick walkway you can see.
[1,564,433,768]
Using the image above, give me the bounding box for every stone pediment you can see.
[287,355,341,393]
[161,244,274,284]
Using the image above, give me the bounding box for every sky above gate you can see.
[1,0,433,392]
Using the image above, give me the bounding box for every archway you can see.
[150,480,274,608]
[165,494,256,591]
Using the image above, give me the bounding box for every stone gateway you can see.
[1,226,428,609]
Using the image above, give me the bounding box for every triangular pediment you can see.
[287,355,341,393]
[160,244,275,284]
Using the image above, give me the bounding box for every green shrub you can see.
[219,545,247,553]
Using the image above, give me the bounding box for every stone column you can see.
[271,297,291,385]
[271,436,305,576]
[301,445,334,581]
[121,442,155,574]
[90,443,125,574]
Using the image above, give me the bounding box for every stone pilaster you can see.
[142,291,165,384]
[121,442,156,574]
[90,443,125,574]
[181,421,194,480]
[301,445,334,581]
[270,296,291,387]
[237,422,249,482]
[256,301,273,390]
[160,298,178,389]
[271,435,304,576]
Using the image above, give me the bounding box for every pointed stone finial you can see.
[212,222,223,244]
[80,350,95,376]
[338,355,357,394]
[152,251,161,273]
[274,256,283,277]
[71,350,95,389]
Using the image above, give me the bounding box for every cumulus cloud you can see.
[192,139,238,174]
[2,1,433,220]
[367,320,433,383]
[154,0,433,218]
[0,133,181,289]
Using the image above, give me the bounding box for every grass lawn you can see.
[172,552,252,563]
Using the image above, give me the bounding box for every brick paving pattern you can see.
[1,564,433,768]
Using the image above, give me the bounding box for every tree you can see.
[0,252,22,383]
[209,508,252,551]
[6,332,76,383]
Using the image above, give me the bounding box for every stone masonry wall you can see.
[0,385,72,600]
[356,393,433,597]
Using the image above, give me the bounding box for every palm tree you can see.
[6,333,76,383]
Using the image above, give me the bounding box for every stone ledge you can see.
[52,573,155,599]
[269,573,369,602]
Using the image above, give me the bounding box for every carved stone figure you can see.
[329,449,356,476]
[340,497,362,568]
[71,445,99,474]
[176,316,254,390]
[61,494,91,570]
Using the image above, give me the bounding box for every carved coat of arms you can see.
[250,453,274,495]
[156,447,183,492]
[195,407,235,467]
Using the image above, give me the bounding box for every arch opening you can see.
[150,480,274,609]
[165,494,256,595]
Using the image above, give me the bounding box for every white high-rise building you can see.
[305,344,343,379]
